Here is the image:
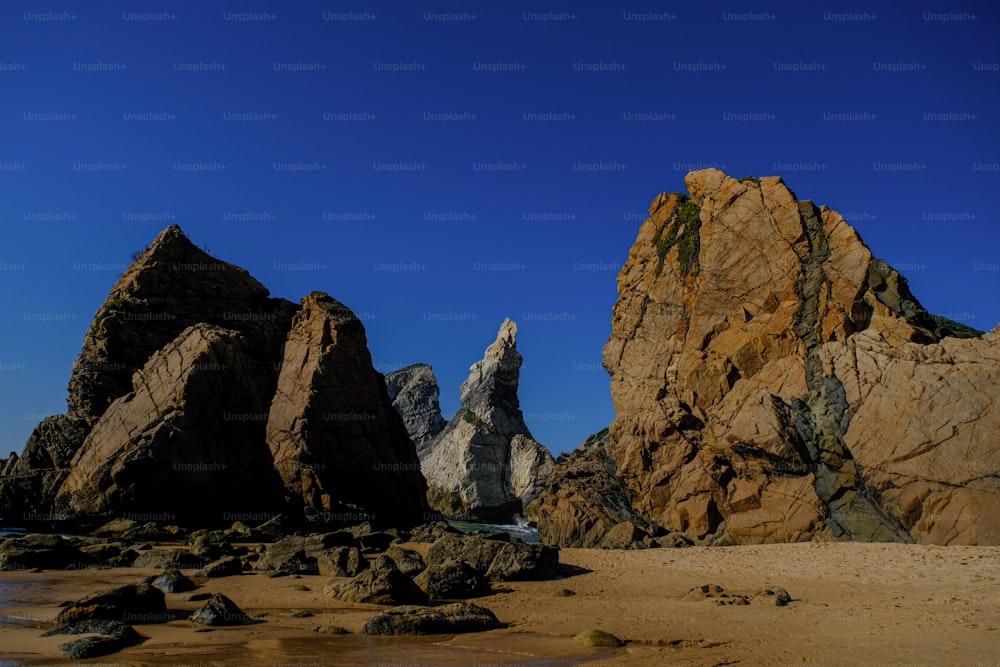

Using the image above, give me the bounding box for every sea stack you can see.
[419,319,554,522]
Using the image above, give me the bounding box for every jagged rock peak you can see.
[419,319,553,521]
[460,317,521,411]
[68,224,295,428]
[532,168,1000,547]
[385,364,447,450]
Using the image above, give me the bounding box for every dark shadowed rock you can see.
[385,364,447,451]
[751,586,792,606]
[426,533,559,582]
[407,521,461,543]
[266,293,429,529]
[55,324,287,525]
[419,319,554,521]
[56,583,166,624]
[599,521,652,550]
[575,629,625,647]
[132,549,204,570]
[42,619,143,659]
[385,544,425,576]
[151,568,196,593]
[189,593,254,626]
[254,534,367,577]
[526,429,657,549]
[0,414,88,525]
[0,534,85,571]
[196,555,243,578]
[414,559,492,599]
[0,451,17,477]
[1,225,296,524]
[247,515,289,542]
[362,602,502,635]
[68,225,296,429]
[325,555,427,605]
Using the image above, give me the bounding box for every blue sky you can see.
[1,1,998,457]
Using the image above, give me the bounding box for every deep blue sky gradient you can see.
[1,1,998,456]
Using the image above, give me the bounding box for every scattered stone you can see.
[248,515,289,543]
[325,555,427,605]
[151,568,197,594]
[407,521,461,543]
[385,545,425,576]
[91,518,139,538]
[0,534,85,571]
[56,583,167,624]
[551,588,576,597]
[426,533,559,582]
[657,533,694,548]
[189,593,254,626]
[290,609,313,618]
[132,549,205,570]
[314,625,349,634]
[254,535,367,577]
[293,584,310,592]
[599,521,651,550]
[683,583,792,607]
[574,629,624,648]
[414,559,492,599]
[751,586,792,606]
[42,619,143,659]
[196,555,243,578]
[357,531,395,552]
[363,602,502,635]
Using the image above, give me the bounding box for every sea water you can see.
[448,514,540,543]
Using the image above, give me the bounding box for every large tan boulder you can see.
[535,169,999,546]
[55,324,285,523]
[266,292,429,528]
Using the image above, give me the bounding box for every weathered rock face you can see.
[385,364,447,451]
[55,324,287,525]
[537,169,999,546]
[1,225,430,530]
[266,293,429,528]
[419,319,554,520]
[526,429,655,548]
[0,452,16,477]
[68,225,296,427]
[0,225,296,524]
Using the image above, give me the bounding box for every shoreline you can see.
[2,542,998,665]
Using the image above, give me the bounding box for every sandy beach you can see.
[2,541,999,666]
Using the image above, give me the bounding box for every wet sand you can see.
[2,542,999,666]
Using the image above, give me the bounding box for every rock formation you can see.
[55,324,286,524]
[532,169,1000,546]
[0,452,17,477]
[0,226,428,530]
[385,364,447,450]
[266,292,428,527]
[526,429,657,548]
[418,319,554,521]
